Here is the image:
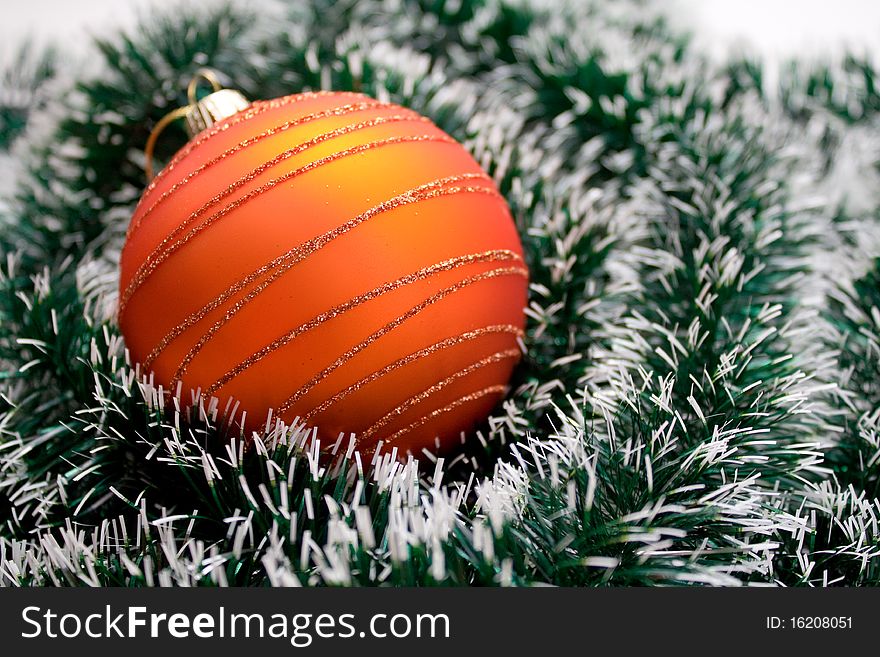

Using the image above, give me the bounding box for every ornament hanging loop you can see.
[143,105,192,181]
[143,68,250,182]
[187,68,222,106]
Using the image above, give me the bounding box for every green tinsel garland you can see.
[0,0,878,587]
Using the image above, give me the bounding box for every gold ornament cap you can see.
[185,88,250,135]
[144,69,250,181]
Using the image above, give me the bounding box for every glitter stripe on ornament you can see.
[382,384,508,446]
[143,174,496,370]
[302,325,524,423]
[360,348,521,441]
[119,120,447,318]
[194,256,526,394]
[127,98,399,240]
[274,265,528,415]
[121,115,436,316]
[143,90,352,197]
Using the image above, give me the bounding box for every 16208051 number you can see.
[790,617,851,629]
[766,616,853,630]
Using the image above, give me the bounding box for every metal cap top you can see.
[184,88,251,136]
[143,69,251,181]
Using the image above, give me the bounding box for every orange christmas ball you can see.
[119,89,528,456]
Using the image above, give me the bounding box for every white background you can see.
[1,0,879,69]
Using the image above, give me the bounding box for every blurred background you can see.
[2,0,879,72]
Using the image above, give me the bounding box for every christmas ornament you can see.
[119,70,528,455]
